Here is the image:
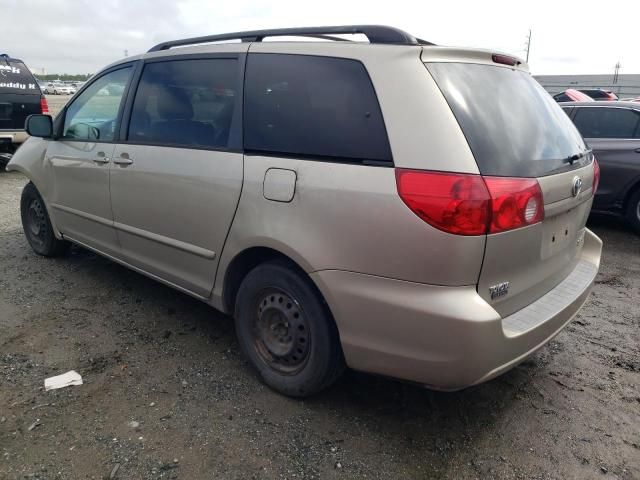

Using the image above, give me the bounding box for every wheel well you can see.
[623,181,640,212]
[222,247,308,314]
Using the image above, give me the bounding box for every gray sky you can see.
[3,0,639,75]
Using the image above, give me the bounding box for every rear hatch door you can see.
[426,59,595,316]
[0,58,42,132]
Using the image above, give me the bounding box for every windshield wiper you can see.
[564,149,592,165]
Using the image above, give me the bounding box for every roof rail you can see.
[148,25,434,52]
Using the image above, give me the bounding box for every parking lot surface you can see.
[44,94,70,117]
[1,169,638,477]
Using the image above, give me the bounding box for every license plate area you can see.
[541,209,583,259]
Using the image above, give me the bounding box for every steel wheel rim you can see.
[27,198,47,248]
[252,288,310,375]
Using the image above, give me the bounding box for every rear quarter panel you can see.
[213,155,487,305]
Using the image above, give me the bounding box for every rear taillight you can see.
[396,169,544,236]
[40,96,49,114]
[483,177,544,233]
[592,158,600,194]
[395,170,490,235]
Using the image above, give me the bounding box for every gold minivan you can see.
[8,26,602,396]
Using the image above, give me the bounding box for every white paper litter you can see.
[44,371,83,391]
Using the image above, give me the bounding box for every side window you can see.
[128,58,238,149]
[244,54,392,163]
[553,93,570,102]
[573,107,640,139]
[561,107,573,117]
[63,67,131,141]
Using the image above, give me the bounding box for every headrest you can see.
[156,86,193,120]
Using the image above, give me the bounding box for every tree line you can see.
[34,74,93,81]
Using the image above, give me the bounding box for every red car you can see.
[553,89,594,102]
[577,89,618,101]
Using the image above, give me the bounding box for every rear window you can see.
[244,54,392,163]
[0,59,40,94]
[427,63,588,177]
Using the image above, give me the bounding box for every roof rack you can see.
[148,25,434,52]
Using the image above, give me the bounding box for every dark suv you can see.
[0,54,48,166]
[561,101,640,232]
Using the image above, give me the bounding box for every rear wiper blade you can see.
[563,149,592,165]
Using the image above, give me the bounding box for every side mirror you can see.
[25,114,53,138]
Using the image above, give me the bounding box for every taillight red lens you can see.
[396,169,545,236]
[396,170,490,235]
[592,158,600,194]
[483,177,544,233]
[40,96,49,114]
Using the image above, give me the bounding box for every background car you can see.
[553,89,594,102]
[561,101,640,232]
[45,83,75,95]
[577,89,618,101]
[0,53,48,166]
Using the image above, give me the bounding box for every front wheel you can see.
[626,189,640,234]
[234,261,345,397]
[20,182,69,257]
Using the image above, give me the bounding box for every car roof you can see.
[0,54,25,63]
[100,25,528,74]
[558,100,640,109]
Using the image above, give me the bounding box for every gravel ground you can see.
[0,167,638,479]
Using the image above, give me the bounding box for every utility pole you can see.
[613,61,621,84]
[525,29,532,63]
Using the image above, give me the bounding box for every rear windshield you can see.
[0,59,40,94]
[427,63,588,177]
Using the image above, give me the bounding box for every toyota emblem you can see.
[572,176,583,197]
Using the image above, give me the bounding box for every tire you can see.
[234,261,345,397]
[626,189,640,234]
[20,182,69,257]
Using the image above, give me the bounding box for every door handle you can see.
[93,151,110,164]
[113,153,133,166]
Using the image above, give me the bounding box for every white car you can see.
[45,84,75,95]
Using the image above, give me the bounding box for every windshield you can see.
[426,63,589,177]
[0,60,40,95]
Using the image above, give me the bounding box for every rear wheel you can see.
[626,189,640,234]
[20,182,69,257]
[234,261,345,397]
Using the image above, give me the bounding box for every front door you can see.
[46,66,133,256]
[110,56,245,297]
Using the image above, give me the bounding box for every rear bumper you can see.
[0,130,28,144]
[311,229,602,390]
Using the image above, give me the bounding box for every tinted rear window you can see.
[0,60,40,94]
[244,54,392,163]
[427,63,588,177]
